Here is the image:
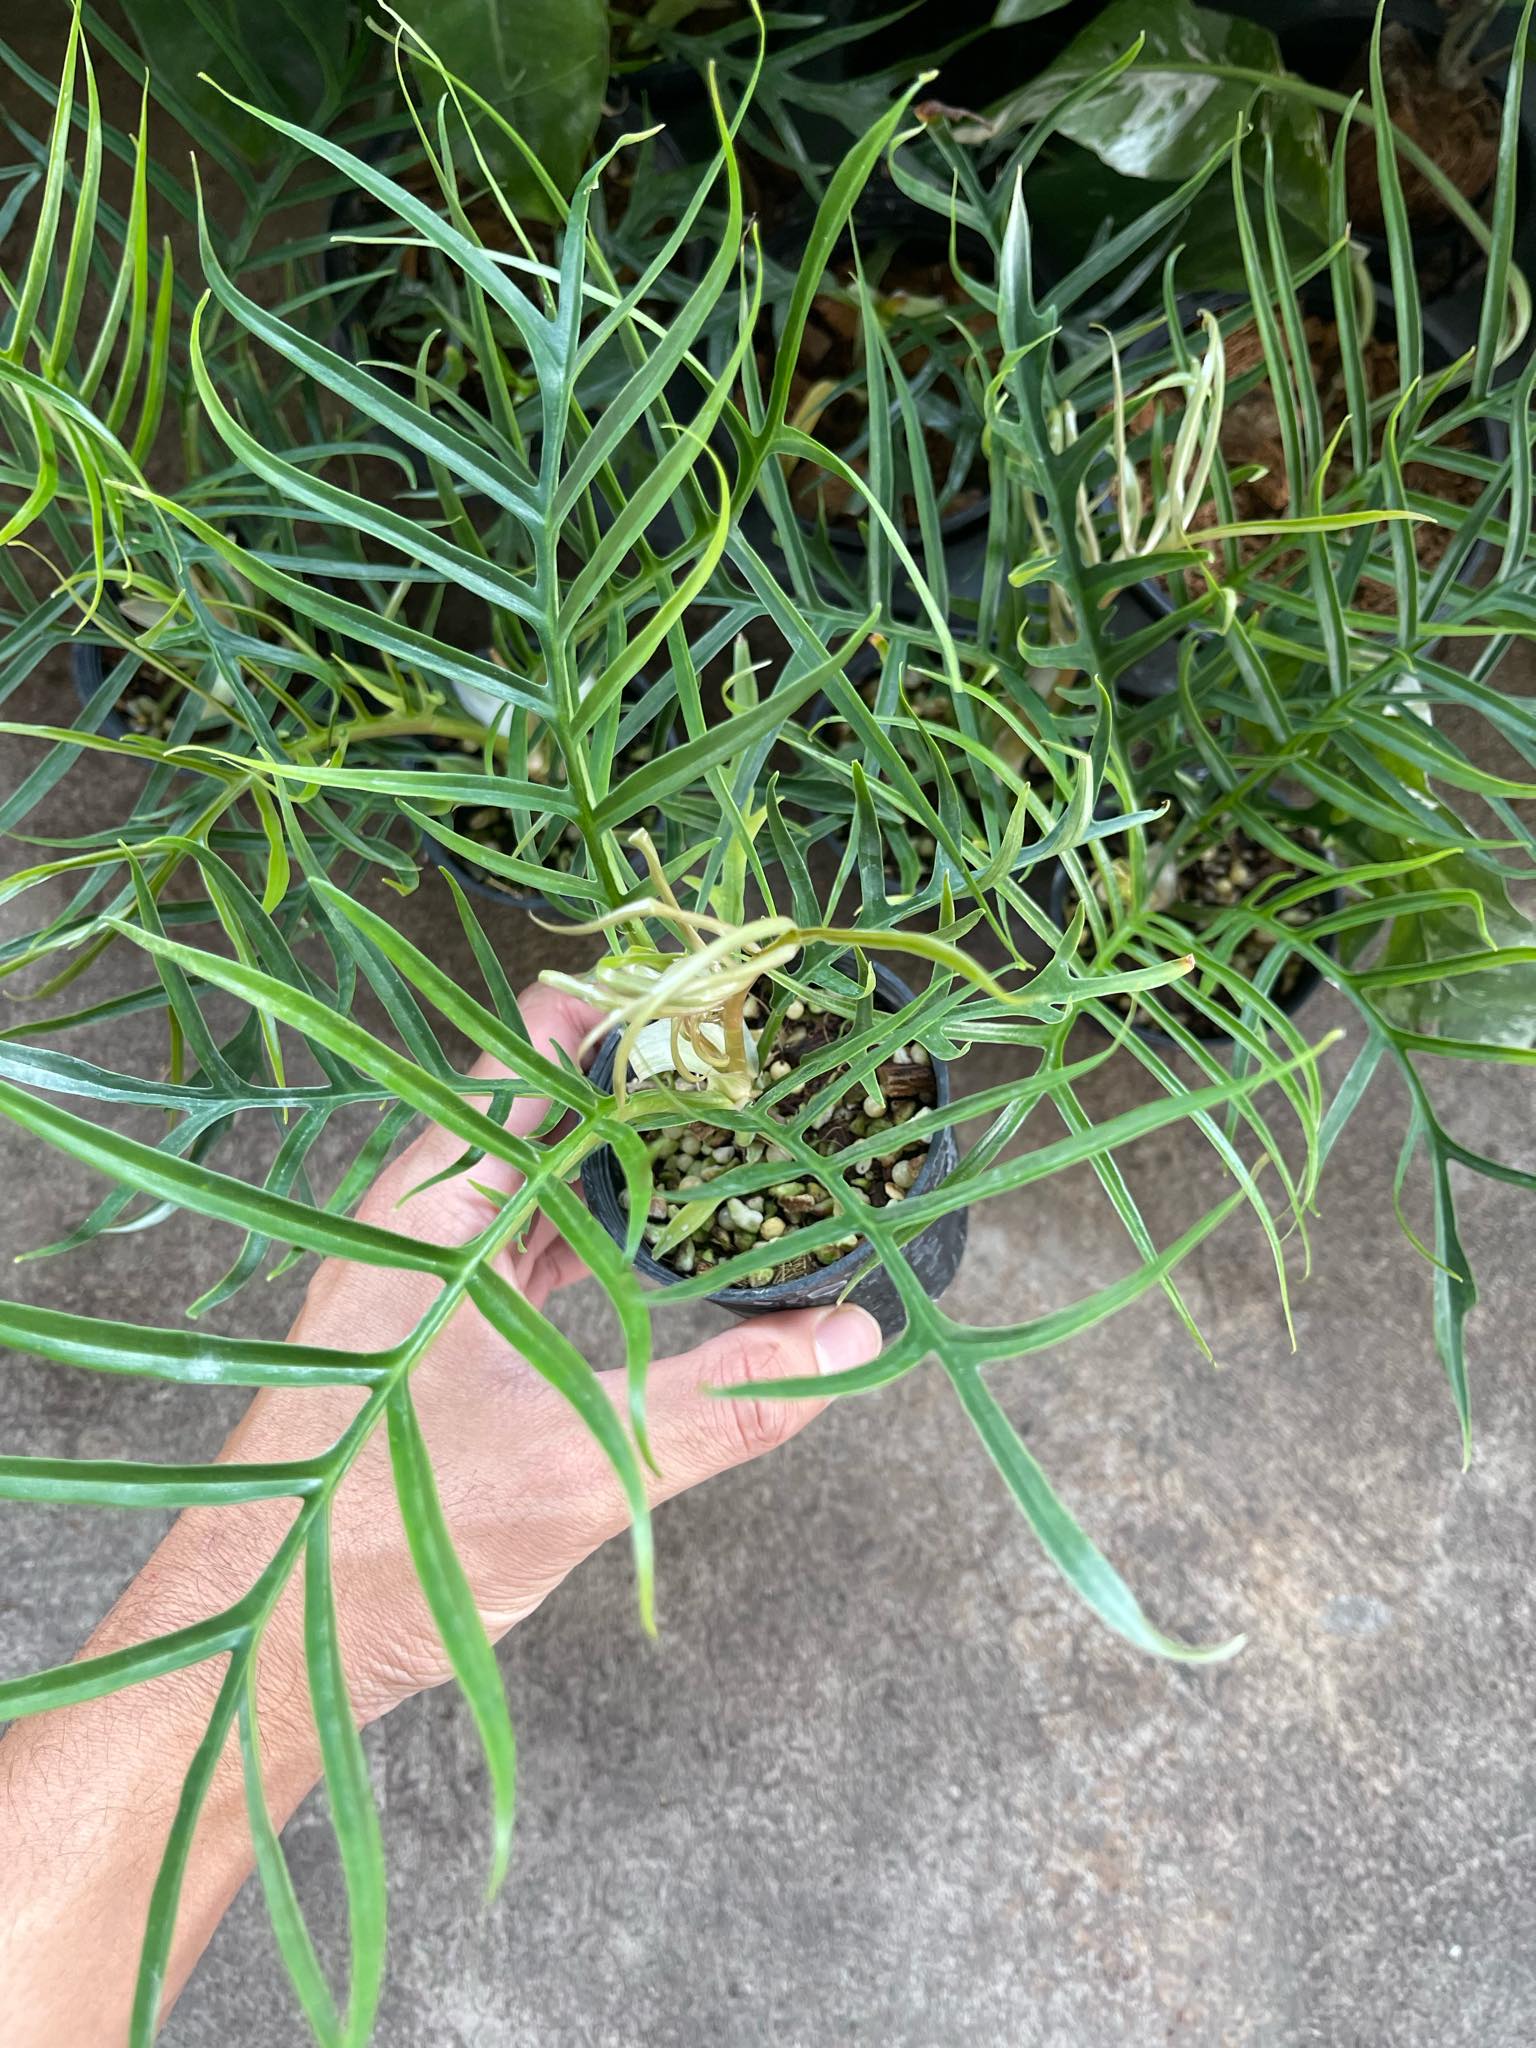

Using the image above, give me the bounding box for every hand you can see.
[0,982,883,2044]
[218,981,884,1713]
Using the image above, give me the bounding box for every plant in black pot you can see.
[1000,29,1530,713]
[1111,273,1503,638]
[555,834,969,1331]
[1025,102,1536,1452]
[1050,778,1340,1047]
[1210,0,1535,302]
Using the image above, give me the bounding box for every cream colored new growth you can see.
[539,831,799,1109]
[1013,308,1229,666]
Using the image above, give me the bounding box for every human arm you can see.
[0,984,881,2042]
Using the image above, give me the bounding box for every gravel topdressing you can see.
[627,984,938,1287]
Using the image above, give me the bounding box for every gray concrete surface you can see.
[3,642,1536,2048]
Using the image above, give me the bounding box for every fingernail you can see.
[814,1304,882,1375]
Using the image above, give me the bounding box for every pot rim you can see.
[581,956,960,1309]
[415,678,675,910]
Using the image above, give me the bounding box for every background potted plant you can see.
[1213,0,1536,300]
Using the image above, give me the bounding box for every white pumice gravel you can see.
[631,980,939,1289]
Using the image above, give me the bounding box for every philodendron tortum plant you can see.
[1,3,1534,2038]
[550,837,969,1330]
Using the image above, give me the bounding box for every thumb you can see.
[628,1304,883,1507]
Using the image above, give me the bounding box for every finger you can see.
[360,984,604,1232]
[465,983,605,1120]
[606,1304,883,1510]
[338,1305,883,1646]
[519,1229,589,1308]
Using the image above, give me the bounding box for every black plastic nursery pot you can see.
[71,640,129,740]
[413,681,677,912]
[411,715,550,912]
[1048,807,1341,1049]
[415,812,660,916]
[414,806,548,911]
[1211,0,1534,307]
[415,778,643,916]
[1098,590,1183,704]
[746,193,994,599]
[579,960,969,1336]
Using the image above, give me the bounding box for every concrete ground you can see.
[3,644,1535,2048]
